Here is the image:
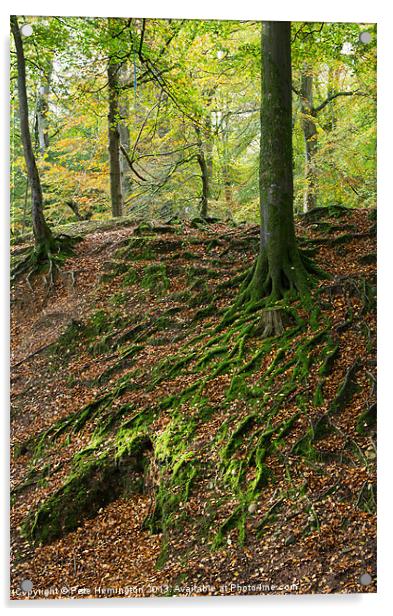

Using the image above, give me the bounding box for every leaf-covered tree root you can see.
[356,480,377,513]
[141,403,208,551]
[207,314,342,547]
[357,402,377,434]
[313,338,340,405]
[11,235,80,287]
[301,204,349,222]
[293,358,360,458]
[212,415,302,548]
[22,434,153,544]
[15,370,141,460]
[96,344,144,384]
[21,405,156,544]
[11,460,65,498]
[256,497,284,535]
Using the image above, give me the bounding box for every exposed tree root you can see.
[293,358,360,458]
[356,480,376,513]
[22,434,153,544]
[357,402,377,434]
[14,225,375,557]
[11,234,80,288]
[301,204,349,222]
[220,245,327,336]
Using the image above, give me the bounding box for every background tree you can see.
[107,18,124,217]
[10,17,376,236]
[10,15,53,247]
[292,22,376,212]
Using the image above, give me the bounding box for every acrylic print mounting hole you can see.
[20,24,33,37]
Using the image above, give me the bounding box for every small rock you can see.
[248,502,257,514]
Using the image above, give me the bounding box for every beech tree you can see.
[298,65,363,212]
[299,66,318,212]
[11,15,53,247]
[107,19,124,218]
[239,21,314,317]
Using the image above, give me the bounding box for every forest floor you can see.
[10,207,376,599]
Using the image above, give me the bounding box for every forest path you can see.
[11,225,139,366]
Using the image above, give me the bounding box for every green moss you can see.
[22,405,155,545]
[84,308,122,355]
[141,264,170,294]
[22,446,148,545]
[97,345,144,384]
[212,504,245,549]
[183,250,199,260]
[329,359,360,415]
[356,402,376,434]
[115,237,157,261]
[189,285,212,307]
[142,416,199,542]
[356,481,376,513]
[192,303,216,321]
[221,414,256,462]
[256,498,284,535]
[122,268,139,286]
[55,319,85,353]
[358,252,376,265]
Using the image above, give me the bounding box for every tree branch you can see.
[138,18,146,55]
[119,144,148,182]
[313,90,365,114]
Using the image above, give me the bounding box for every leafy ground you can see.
[10,208,376,598]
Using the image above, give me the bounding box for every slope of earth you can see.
[10,208,376,599]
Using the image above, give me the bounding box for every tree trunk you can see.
[205,137,213,198]
[204,112,213,199]
[11,15,53,245]
[326,66,337,131]
[195,126,210,218]
[119,120,131,202]
[300,69,318,212]
[107,32,124,218]
[118,64,132,202]
[221,117,233,212]
[244,21,309,304]
[35,69,52,154]
[197,149,209,218]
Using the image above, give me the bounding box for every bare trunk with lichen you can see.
[300,69,318,212]
[35,68,52,154]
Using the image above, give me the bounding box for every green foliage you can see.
[10,16,376,237]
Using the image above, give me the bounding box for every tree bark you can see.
[300,69,318,212]
[245,21,309,303]
[118,64,132,202]
[195,126,210,218]
[35,68,52,154]
[11,15,53,245]
[197,149,209,218]
[107,26,124,218]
